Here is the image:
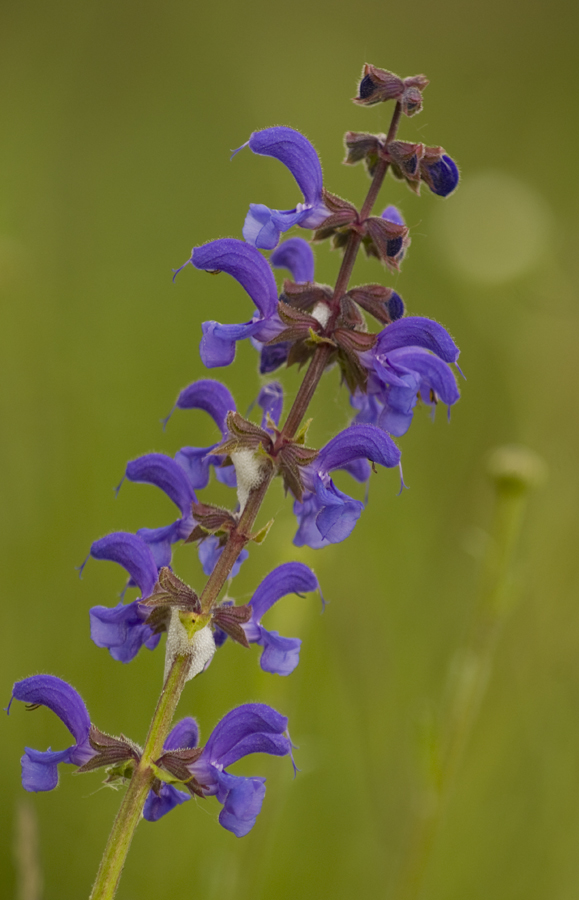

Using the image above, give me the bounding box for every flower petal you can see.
[125,453,197,518]
[256,382,283,428]
[259,342,291,375]
[174,379,237,434]
[204,703,288,766]
[270,237,315,284]
[215,771,266,837]
[12,675,91,747]
[198,536,248,578]
[21,747,72,792]
[249,562,318,623]
[164,717,199,751]
[200,320,261,368]
[376,316,459,363]
[90,532,159,599]
[89,601,160,663]
[143,784,190,822]
[192,239,278,318]
[257,629,302,677]
[386,348,460,406]
[317,424,401,473]
[248,127,323,206]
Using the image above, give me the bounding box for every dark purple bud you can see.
[259,341,290,374]
[388,292,405,320]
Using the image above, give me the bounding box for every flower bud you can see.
[487,445,547,493]
[354,65,429,117]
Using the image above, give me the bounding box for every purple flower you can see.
[164,378,237,490]
[244,563,320,675]
[8,676,95,792]
[177,704,292,837]
[235,127,329,250]
[214,562,320,675]
[293,425,401,548]
[88,532,162,662]
[258,237,315,375]
[123,452,197,569]
[143,717,199,822]
[354,316,461,437]
[174,239,280,368]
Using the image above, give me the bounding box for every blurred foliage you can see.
[1,1,578,898]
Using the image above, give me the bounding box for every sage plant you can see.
[8,64,461,899]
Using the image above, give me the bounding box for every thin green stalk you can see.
[90,655,190,900]
[396,448,545,900]
[88,100,402,900]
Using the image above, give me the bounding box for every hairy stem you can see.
[395,481,532,900]
[89,99,402,900]
[89,655,190,900]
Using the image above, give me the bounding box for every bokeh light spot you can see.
[433,172,553,284]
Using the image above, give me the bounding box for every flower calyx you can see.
[185,501,238,544]
[345,284,405,324]
[75,725,140,776]
[309,187,410,270]
[354,64,429,116]
[344,132,458,198]
[154,747,206,797]
[212,601,252,648]
[212,410,275,459]
[141,567,202,637]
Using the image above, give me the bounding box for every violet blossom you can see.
[173,239,280,368]
[8,676,95,792]
[156,704,292,837]
[234,127,330,250]
[293,424,401,548]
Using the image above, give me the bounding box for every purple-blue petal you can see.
[164,717,199,751]
[175,379,236,434]
[12,676,91,746]
[204,703,288,766]
[376,316,459,363]
[257,629,302,677]
[257,382,283,428]
[125,453,197,518]
[21,747,72,792]
[200,320,260,368]
[270,237,315,284]
[314,488,364,544]
[381,204,405,226]
[90,532,159,599]
[215,771,266,837]
[318,424,401,473]
[386,348,460,406]
[249,562,318,622]
[192,239,278,318]
[248,127,323,206]
[89,600,159,663]
[198,536,248,579]
[143,784,190,822]
[259,342,290,374]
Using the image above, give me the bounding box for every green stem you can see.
[89,656,190,900]
[395,479,533,900]
[89,99,402,900]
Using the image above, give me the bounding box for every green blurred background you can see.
[2,1,578,897]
